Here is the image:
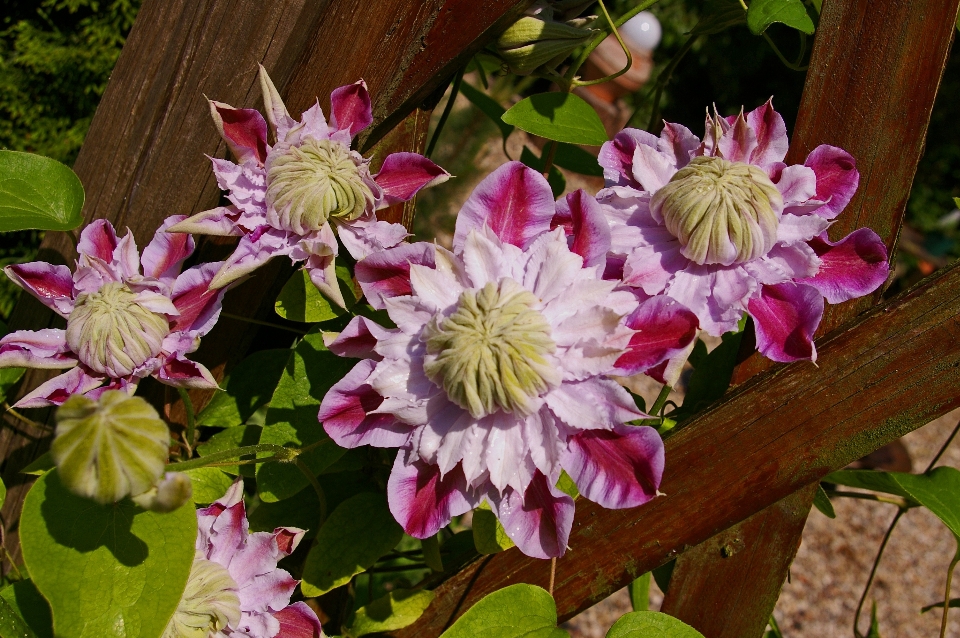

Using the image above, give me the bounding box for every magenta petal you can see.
[171,262,226,336]
[0,329,76,369]
[273,602,323,638]
[375,153,450,206]
[562,424,663,509]
[320,360,412,449]
[156,356,219,389]
[210,227,293,289]
[330,80,373,138]
[142,215,196,282]
[598,129,658,188]
[658,122,700,169]
[453,161,556,251]
[614,296,699,375]
[326,316,389,359]
[273,527,305,556]
[799,229,889,303]
[747,282,824,363]
[210,101,269,165]
[552,190,611,268]
[4,262,75,316]
[355,242,436,310]
[15,366,105,408]
[717,110,758,164]
[387,453,475,539]
[804,145,859,219]
[745,98,789,167]
[78,219,119,264]
[494,470,574,559]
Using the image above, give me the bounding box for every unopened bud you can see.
[163,558,241,638]
[133,472,193,513]
[496,16,598,75]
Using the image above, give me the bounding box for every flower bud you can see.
[132,472,193,513]
[650,156,782,266]
[53,391,170,504]
[266,138,376,234]
[163,558,241,638]
[66,281,170,377]
[495,16,598,75]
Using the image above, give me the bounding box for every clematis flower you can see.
[0,218,225,407]
[319,162,698,559]
[170,66,449,308]
[164,481,322,638]
[597,100,890,362]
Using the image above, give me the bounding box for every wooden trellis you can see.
[1,1,958,637]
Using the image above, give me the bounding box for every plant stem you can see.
[854,508,904,638]
[541,140,559,178]
[427,67,465,158]
[221,312,307,335]
[177,388,197,454]
[549,556,557,596]
[650,385,672,417]
[4,403,51,431]
[762,33,808,72]
[565,0,662,81]
[941,546,960,638]
[822,489,912,509]
[572,0,633,88]
[927,417,960,471]
[165,443,290,471]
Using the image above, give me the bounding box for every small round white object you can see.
[620,11,662,51]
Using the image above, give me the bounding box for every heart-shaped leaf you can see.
[275,266,359,323]
[747,0,815,35]
[20,470,196,638]
[439,584,569,637]
[0,151,84,231]
[343,589,435,637]
[183,467,234,505]
[503,93,607,146]
[606,611,705,637]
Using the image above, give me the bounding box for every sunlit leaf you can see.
[196,424,263,476]
[747,0,815,35]
[439,584,569,638]
[472,504,515,554]
[343,589,435,638]
[892,466,960,539]
[275,268,353,323]
[503,93,607,146]
[0,151,84,232]
[628,573,650,612]
[183,467,234,505]
[606,611,705,637]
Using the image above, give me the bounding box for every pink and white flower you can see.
[598,100,890,362]
[165,481,322,638]
[0,218,224,407]
[319,162,697,559]
[170,66,449,307]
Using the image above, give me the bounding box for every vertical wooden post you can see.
[660,1,959,634]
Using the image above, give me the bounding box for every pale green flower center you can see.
[266,138,375,232]
[163,558,241,638]
[423,279,560,419]
[650,156,783,266]
[66,281,170,377]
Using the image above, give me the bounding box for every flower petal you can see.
[387,452,475,539]
[0,329,76,369]
[799,229,889,303]
[355,242,436,310]
[171,262,227,336]
[545,378,644,431]
[562,424,663,509]
[598,128,659,188]
[493,470,574,559]
[330,80,373,139]
[4,262,75,316]
[375,153,450,207]
[272,602,323,638]
[141,215,196,283]
[156,356,219,389]
[338,216,409,261]
[168,206,244,237]
[747,282,823,362]
[453,161,556,251]
[319,359,412,448]
[210,228,294,289]
[613,296,699,375]
[658,122,700,169]
[717,109,758,163]
[552,190,611,268]
[326,316,390,359]
[210,100,269,165]
[258,65,296,141]
[14,366,105,408]
[745,98,789,167]
[78,219,119,265]
[631,142,676,192]
[804,145,859,219]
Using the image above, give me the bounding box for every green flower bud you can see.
[650,156,783,266]
[53,391,170,504]
[266,138,376,234]
[132,472,193,513]
[423,279,560,419]
[66,282,170,378]
[163,558,241,638]
[495,16,597,75]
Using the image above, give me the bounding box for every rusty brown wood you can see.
[0,0,531,567]
[392,253,960,636]
[660,0,960,633]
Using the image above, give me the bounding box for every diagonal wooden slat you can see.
[392,255,960,636]
[661,0,960,633]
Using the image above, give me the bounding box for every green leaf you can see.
[691,0,747,36]
[747,0,815,35]
[764,614,784,638]
[824,469,916,503]
[606,611,705,637]
[20,470,196,638]
[183,467,234,505]
[439,584,569,638]
[257,329,354,501]
[553,143,603,177]
[301,493,404,596]
[502,93,607,146]
[921,597,960,614]
[20,453,53,476]
[652,560,675,593]
[673,331,743,421]
[422,534,443,572]
[812,484,836,518]
[0,580,52,638]
[0,151,84,232]
[197,349,290,427]
[459,82,514,145]
[628,572,650,612]
[867,601,882,638]
[196,424,263,475]
[343,589,436,638]
[276,269,348,323]
[891,466,960,539]
[520,146,566,197]
[0,368,24,401]
[248,486,322,539]
[472,504,516,554]
[556,470,579,499]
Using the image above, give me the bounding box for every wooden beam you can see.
[391,255,960,636]
[660,0,960,633]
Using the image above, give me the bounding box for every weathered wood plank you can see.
[391,255,960,636]
[661,0,960,632]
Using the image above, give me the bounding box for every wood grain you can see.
[661,0,960,633]
[391,255,960,636]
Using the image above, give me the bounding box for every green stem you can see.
[541,140,559,177]
[762,33,808,72]
[565,0,662,81]
[427,67,465,158]
[165,443,290,472]
[4,403,51,431]
[854,508,905,638]
[221,312,307,335]
[823,489,912,509]
[294,457,328,527]
[941,547,960,638]
[650,385,672,417]
[927,417,960,471]
[177,388,197,453]
[572,0,633,88]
